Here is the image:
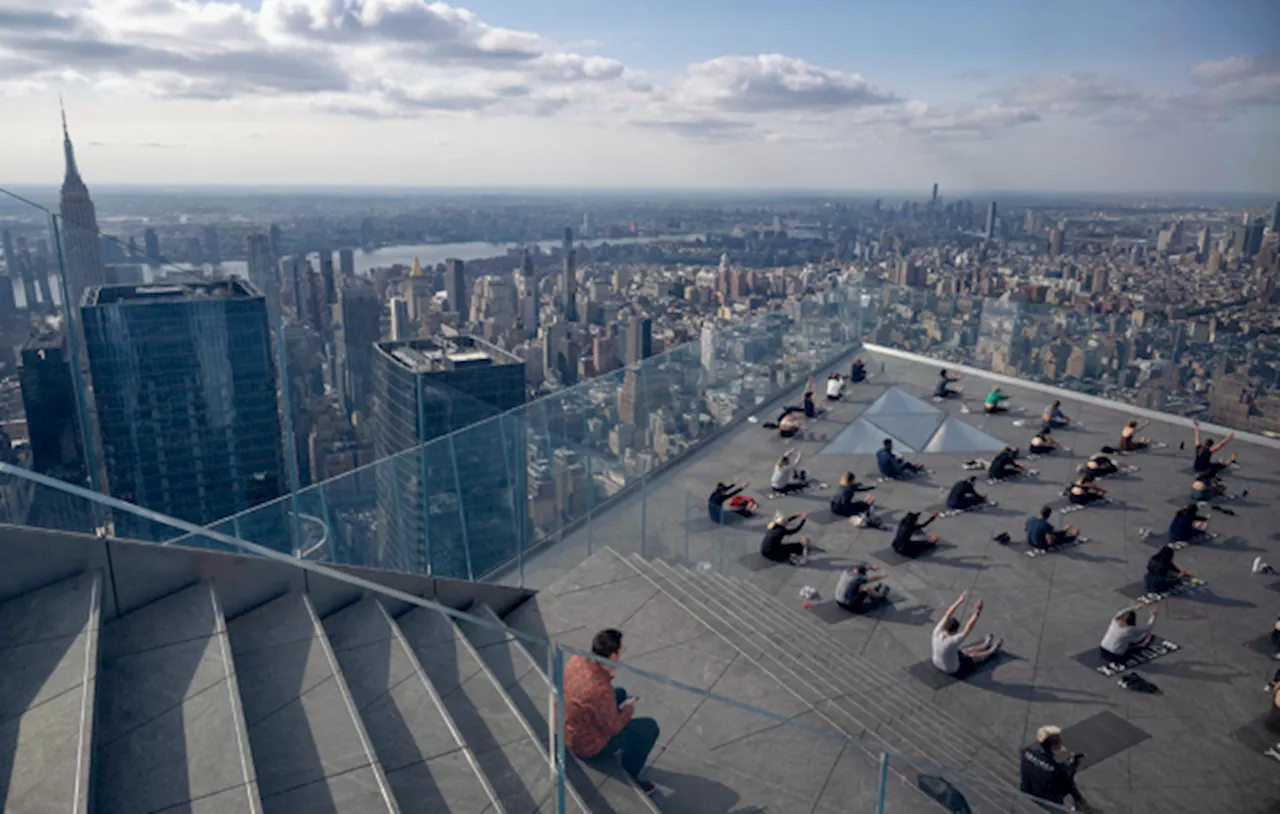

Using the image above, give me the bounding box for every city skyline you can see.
[1,1,1277,192]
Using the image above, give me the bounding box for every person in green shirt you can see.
[984,386,1011,414]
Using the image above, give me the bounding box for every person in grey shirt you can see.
[931,592,1003,677]
[835,565,888,613]
[1100,607,1157,661]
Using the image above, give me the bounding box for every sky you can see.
[1,0,1278,192]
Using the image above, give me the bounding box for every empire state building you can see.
[58,107,105,315]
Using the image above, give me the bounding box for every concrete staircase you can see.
[0,565,658,814]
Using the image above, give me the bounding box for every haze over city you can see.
[2,0,1278,191]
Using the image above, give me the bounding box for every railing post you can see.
[876,750,889,814]
[585,453,594,556]
[554,645,568,814]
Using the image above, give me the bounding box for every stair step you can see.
[396,605,589,814]
[230,592,396,813]
[95,580,260,814]
[322,597,501,813]
[708,568,1020,776]
[0,572,101,814]
[465,604,662,814]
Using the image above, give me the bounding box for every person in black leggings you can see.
[830,472,875,518]
[1144,544,1191,595]
[1192,421,1235,480]
[892,511,939,558]
[761,513,809,563]
[1068,473,1107,506]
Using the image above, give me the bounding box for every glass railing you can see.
[0,461,1074,814]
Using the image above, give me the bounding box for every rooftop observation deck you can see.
[517,345,1280,814]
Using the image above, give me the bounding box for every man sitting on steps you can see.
[563,629,660,794]
[931,591,1003,678]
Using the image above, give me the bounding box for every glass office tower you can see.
[81,280,286,545]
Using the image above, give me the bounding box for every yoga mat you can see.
[1229,720,1280,756]
[872,543,954,567]
[1025,537,1087,558]
[1059,711,1151,772]
[905,650,1015,691]
[1115,578,1206,605]
[1072,638,1180,677]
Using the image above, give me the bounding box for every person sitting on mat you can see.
[877,438,924,480]
[1026,505,1078,551]
[1119,419,1152,452]
[770,452,809,494]
[760,512,809,564]
[1068,472,1108,506]
[1190,473,1226,503]
[935,368,963,399]
[931,591,1003,678]
[1020,726,1091,812]
[1271,616,1280,660]
[849,358,866,383]
[1169,503,1210,544]
[1100,607,1157,662]
[708,481,756,523]
[825,373,844,401]
[831,472,876,518]
[1193,420,1236,479]
[1042,400,1071,430]
[775,377,821,423]
[988,446,1026,481]
[778,411,803,439]
[1085,451,1119,477]
[947,476,991,512]
[835,564,889,613]
[984,386,1011,414]
[1266,673,1280,741]
[1145,544,1192,595]
[1030,428,1059,455]
[892,511,940,558]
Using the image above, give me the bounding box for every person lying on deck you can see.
[1026,505,1078,551]
[1144,544,1191,595]
[1100,607,1157,662]
[1085,452,1118,477]
[760,513,809,564]
[931,591,1003,678]
[778,411,803,439]
[830,472,876,518]
[708,481,756,523]
[835,564,889,613]
[984,386,1011,414]
[892,511,940,558]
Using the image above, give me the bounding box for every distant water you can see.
[11,233,700,310]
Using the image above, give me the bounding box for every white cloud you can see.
[675,54,897,112]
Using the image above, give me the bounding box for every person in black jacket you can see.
[892,511,939,557]
[1019,726,1091,811]
[988,447,1026,481]
[708,481,756,524]
[1144,544,1191,595]
[830,472,876,518]
[761,513,809,563]
[848,358,866,383]
[946,476,990,512]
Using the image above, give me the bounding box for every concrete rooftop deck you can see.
[524,347,1280,814]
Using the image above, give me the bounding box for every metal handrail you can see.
[0,460,1071,813]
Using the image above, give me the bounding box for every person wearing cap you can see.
[1019,725,1091,811]
[984,386,1011,414]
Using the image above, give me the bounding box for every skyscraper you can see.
[81,280,285,543]
[20,330,86,485]
[338,280,380,417]
[203,225,221,265]
[339,247,355,279]
[372,336,525,577]
[626,317,653,366]
[318,250,337,305]
[57,105,106,312]
[561,227,578,322]
[985,202,998,240]
[268,224,283,258]
[930,183,939,211]
[390,297,411,340]
[445,258,467,315]
[246,233,280,327]
[143,228,160,266]
[1270,201,1280,234]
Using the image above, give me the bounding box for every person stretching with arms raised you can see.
[931,591,1003,678]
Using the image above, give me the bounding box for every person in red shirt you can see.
[563,629,660,793]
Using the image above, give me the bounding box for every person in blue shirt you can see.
[1026,506,1078,551]
[934,368,963,399]
[1041,400,1070,430]
[877,438,924,479]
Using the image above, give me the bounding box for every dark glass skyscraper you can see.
[561,227,578,321]
[20,330,86,485]
[81,280,286,544]
[373,336,526,579]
